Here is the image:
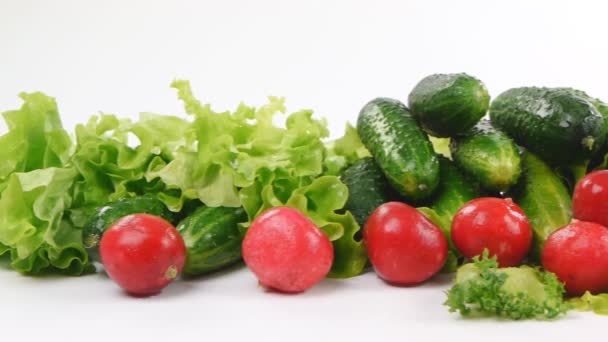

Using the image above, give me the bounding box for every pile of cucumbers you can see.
[347,73,608,270]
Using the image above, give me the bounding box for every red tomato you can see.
[242,207,334,293]
[573,170,608,227]
[100,214,186,296]
[451,197,531,267]
[364,202,447,285]
[542,220,608,296]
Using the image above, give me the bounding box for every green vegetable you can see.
[418,157,479,272]
[490,87,607,166]
[82,195,176,259]
[431,157,480,221]
[429,136,451,159]
[445,251,570,320]
[72,112,191,212]
[570,291,608,315]
[324,123,370,176]
[0,93,92,275]
[450,119,521,192]
[0,92,72,193]
[408,73,490,137]
[559,88,608,171]
[357,98,439,200]
[512,152,572,262]
[0,168,93,275]
[177,206,247,276]
[341,157,395,229]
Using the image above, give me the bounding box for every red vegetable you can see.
[573,170,608,227]
[100,214,186,296]
[542,220,608,296]
[364,202,447,285]
[242,207,333,293]
[451,197,531,267]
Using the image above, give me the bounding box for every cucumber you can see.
[83,194,175,259]
[431,156,480,221]
[408,73,490,137]
[424,157,480,272]
[512,152,572,263]
[490,87,606,165]
[357,98,439,200]
[450,119,522,192]
[557,88,608,170]
[559,88,608,118]
[177,206,247,276]
[341,157,395,229]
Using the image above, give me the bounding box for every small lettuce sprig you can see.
[445,251,570,320]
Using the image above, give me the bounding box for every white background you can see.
[0,0,607,341]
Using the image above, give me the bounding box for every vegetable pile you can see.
[2,74,608,318]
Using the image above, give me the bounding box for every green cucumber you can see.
[408,73,490,137]
[357,98,439,200]
[490,87,606,165]
[83,194,175,259]
[341,157,395,228]
[177,206,247,276]
[512,152,572,263]
[431,156,480,221]
[557,88,608,170]
[421,157,480,272]
[450,119,522,192]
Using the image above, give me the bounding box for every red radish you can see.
[573,170,608,227]
[364,202,447,285]
[542,220,608,296]
[100,214,186,296]
[242,207,333,293]
[451,197,532,267]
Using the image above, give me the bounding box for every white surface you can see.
[1,0,607,340]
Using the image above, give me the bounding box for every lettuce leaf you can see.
[445,251,570,319]
[0,168,93,275]
[570,292,608,315]
[323,123,370,176]
[0,93,93,275]
[0,92,72,192]
[429,136,452,159]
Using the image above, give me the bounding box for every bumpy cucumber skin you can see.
[431,157,479,254]
[341,157,394,228]
[431,156,479,221]
[357,98,439,200]
[557,88,608,167]
[490,87,606,165]
[408,73,490,138]
[417,157,479,273]
[83,195,175,259]
[450,120,522,193]
[512,152,572,263]
[177,206,247,276]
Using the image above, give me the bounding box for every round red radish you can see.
[242,207,333,293]
[451,197,532,267]
[542,220,608,296]
[364,202,447,285]
[573,170,608,227]
[100,214,186,296]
